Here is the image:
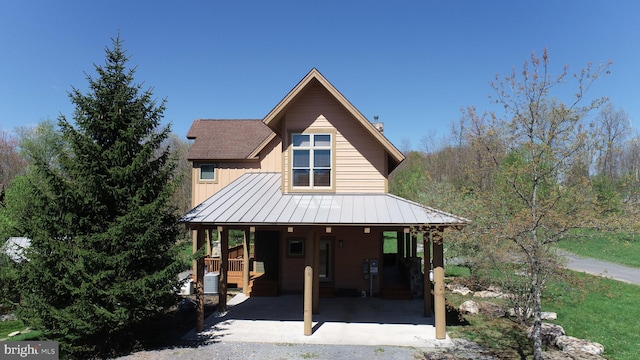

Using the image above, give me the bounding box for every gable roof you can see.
[186,119,274,160]
[263,68,405,171]
[182,173,469,227]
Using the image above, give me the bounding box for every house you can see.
[182,68,468,339]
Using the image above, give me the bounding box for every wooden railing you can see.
[204,258,246,273]
[202,257,257,287]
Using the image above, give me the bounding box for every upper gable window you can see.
[292,133,332,188]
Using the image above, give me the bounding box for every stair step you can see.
[248,279,279,297]
[381,285,413,300]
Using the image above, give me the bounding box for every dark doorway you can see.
[255,230,280,280]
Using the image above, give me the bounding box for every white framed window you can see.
[199,164,217,181]
[292,133,332,188]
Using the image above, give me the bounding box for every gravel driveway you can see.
[115,342,429,360]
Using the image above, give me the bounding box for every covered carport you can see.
[182,173,469,340]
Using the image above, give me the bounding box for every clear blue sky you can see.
[1,1,638,150]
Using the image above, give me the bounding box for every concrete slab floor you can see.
[182,293,453,349]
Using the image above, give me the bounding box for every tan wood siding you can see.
[282,81,387,194]
[259,136,282,173]
[191,136,282,206]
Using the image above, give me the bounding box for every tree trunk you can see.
[531,259,544,360]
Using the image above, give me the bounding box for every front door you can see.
[319,238,333,283]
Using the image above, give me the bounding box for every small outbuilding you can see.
[2,237,30,262]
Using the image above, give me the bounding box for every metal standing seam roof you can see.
[182,173,469,227]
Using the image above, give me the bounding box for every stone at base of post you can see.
[304,265,313,336]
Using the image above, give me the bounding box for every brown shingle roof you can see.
[187,119,274,160]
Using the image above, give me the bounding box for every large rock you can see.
[0,313,17,322]
[478,302,506,318]
[527,323,565,347]
[555,335,605,356]
[541,311,558,320]
[542,350,605,359]
[458,300,479,314]
[473,290,503,298]
[447,283,473,296]
[508,307,532,319]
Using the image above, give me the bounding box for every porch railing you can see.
[204,258,245,273]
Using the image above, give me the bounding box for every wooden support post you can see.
[433,230,446,339]
[411,232,418,258]
[195,227,205,332]
[304,229,320,314]
[312,230,320,314]
[192,230,198,281]
[243,228,250,295]
[218,226,229,313]
[423,231,432,317]
[205,228,213,257]
[405,232,410,259]
[304,265,313,335]
[396,231,403,265]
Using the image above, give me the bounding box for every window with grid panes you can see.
[292,133,331,188]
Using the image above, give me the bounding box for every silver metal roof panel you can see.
[182,173,469,227]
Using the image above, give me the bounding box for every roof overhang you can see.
[182,173,469,229]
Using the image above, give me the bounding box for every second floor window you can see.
[199,164,216,181]
[292,133,331,188]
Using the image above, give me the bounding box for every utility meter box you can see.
[369,259,379,275]
[362,260,370,279]
[204,272,219,294]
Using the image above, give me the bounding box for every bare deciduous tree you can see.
[0,131,26,187]
[463,49,610,360]
[595,104,631,179]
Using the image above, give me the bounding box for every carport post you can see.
[218,226,229,312]
[304,265,313,335]
[195,226,205,333]
[433,230,446,339]
[423,231,432,317]
[243,228,251,295]
[404,232,410,259]
[313,230,320,314]
[411,232,418,258]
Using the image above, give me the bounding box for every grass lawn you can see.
[446,285,534,358]
[382,231,397,253]
[0,319,25,338]
[544,272,640,360]
[556,230,640,268]
[446,267,640,360]
[0,319,41,341]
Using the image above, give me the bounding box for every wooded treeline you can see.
[391,97,639,228]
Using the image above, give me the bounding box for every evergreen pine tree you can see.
[19,36,182,358]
